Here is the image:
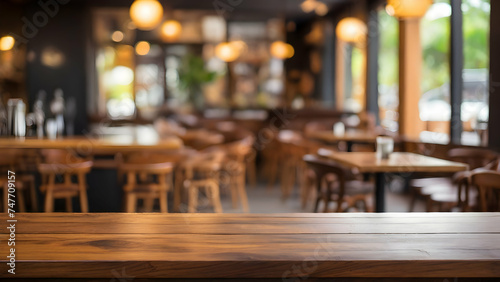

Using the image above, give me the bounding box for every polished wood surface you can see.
[0,136,183,151]
[308,130,378,143]
[1,213,499,279]
[321,151,468,173]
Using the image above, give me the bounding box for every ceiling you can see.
[8,0,358,20]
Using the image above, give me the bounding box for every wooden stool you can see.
[38,160,93,212]
[120,155,174,213]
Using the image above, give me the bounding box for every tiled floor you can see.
[215,181,427,213]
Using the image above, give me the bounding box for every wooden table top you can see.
[1,213,499,279]
[0,135,183,152]
[320,151,469,173]
[308,130,378,143]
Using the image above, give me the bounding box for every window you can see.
[462,0,490,146]
[378,9,399,132]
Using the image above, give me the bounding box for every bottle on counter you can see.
[7,98,26,137]
[50,88,65,137]
[34,90,46,138]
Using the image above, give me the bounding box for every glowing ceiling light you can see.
[111,31,124,42]
[0,36,15,51]
[135,41,151,56]
[129,0,164,30]
[315,2,328,16]
[270,41,294,59]
[301,0,317,13]
[215,42,240,62]
[386,0,433,18]
[336,17,367,44]
[161,20,182,41]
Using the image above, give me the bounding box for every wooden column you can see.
[489,0,500,152]
[366,9,380,125]
[398,19,425,140]
[335,39,346,111]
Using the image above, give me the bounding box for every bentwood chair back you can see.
[470,170,500,212]
[38,150,93,212]
[182,150,226,213]
[411,148,498,212]
[303,154,346,212]
[448,148,498,170]
[205,135,255,212]
[120,154,175,213]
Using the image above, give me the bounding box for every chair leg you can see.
[209,182,223,213]
[230,175,239,209]
[237,174,249,213]
[44,188,54,213]
[247,158,257,188]
[174,170,183,212]
[188,187,199,213]
[3,182,9,213]
[267,156,278,189]
[125,193,137,213]
[25,175,38,212]
[408,188,419,212]
[65,197,73,212]
[144,196,155,212]
[78,174,89,213]
[15,187,25,212]
[323,192,331,213]
[314,196,321,213]
[425,197,434,212]
[159,190,168,213]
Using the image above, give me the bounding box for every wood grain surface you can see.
[321,152,468,173]
[0,213,499,279]
[0,136,183,152]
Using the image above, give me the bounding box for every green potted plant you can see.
[178,54,217,110]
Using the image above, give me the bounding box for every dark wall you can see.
[25,0,88,134]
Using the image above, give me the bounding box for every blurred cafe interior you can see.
[1,0,500,280]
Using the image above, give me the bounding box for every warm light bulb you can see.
[315,2,328,16]
[111,31,124,42]
[386,0,433,18]
[215,42,240,62]
[301,0,317,13]
[161,20,182,41]
[0,36,15,51]
[129,0,164,30]
[336,17,367,43]
[270,41,294,59]
[135,41,151,56]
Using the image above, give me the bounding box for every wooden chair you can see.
[0,149,38,212]
[275,130,324,200]
[120,154,175,213]
[182,150,225,213]
[204,136,254,212]
[303,154,373,213]
[470,170,500,212]
[409,148,497,212]
[38,150,93,212]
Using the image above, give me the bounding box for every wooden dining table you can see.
[320,151,469,212]
[1,212,499,280]
[308,130,379,152]
[0,135,184,153]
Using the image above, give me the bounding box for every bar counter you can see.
[1,213,500,280]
